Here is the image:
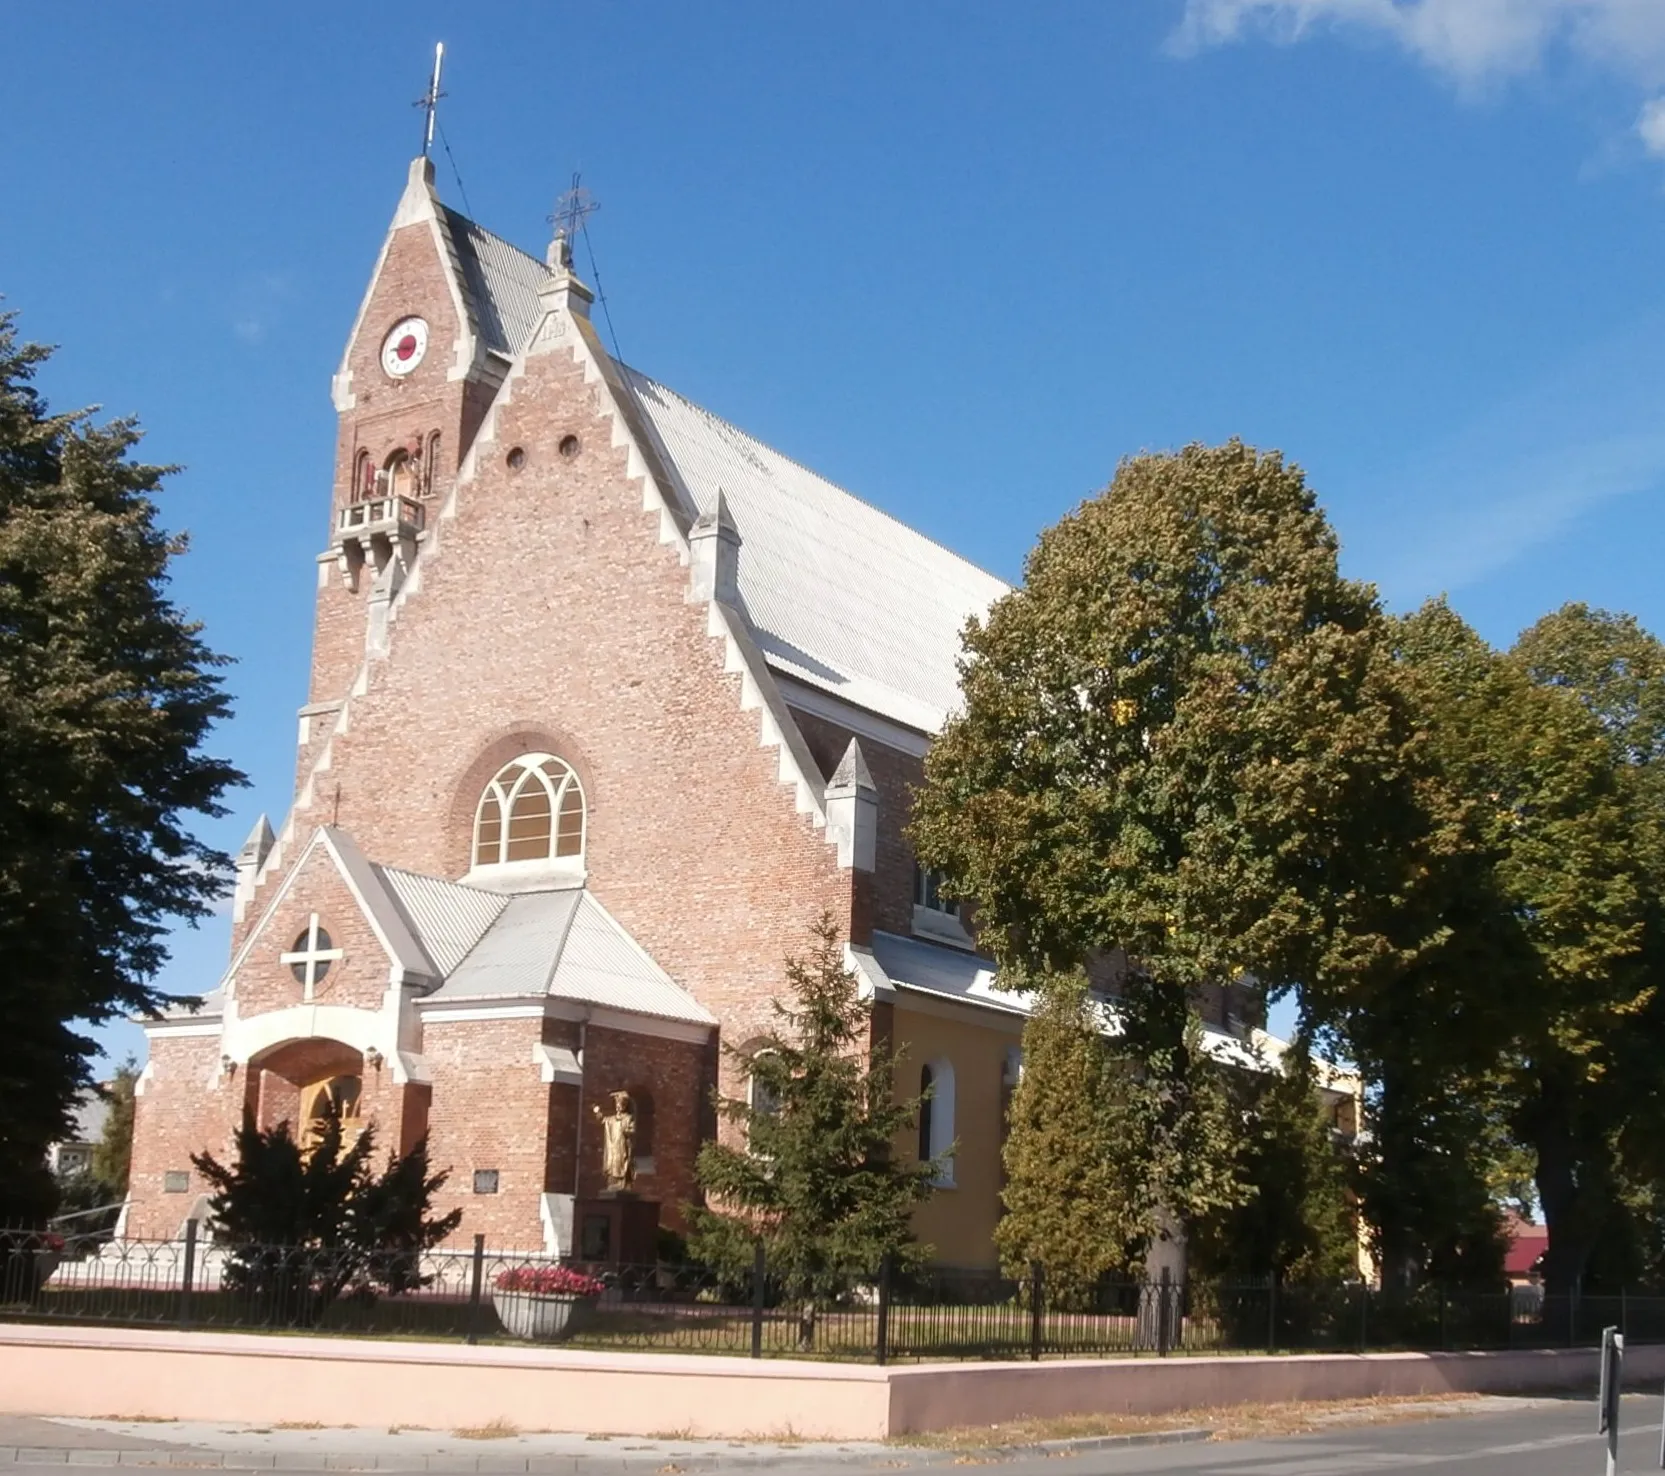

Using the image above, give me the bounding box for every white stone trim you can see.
[534,1042,583,1085]
[419,995,713,1045]
[219,1002,403,1076]
[911,904,977,952]
[142,1020,222,1039]
[544,1001,713,1045]
[417,1002,547,1023]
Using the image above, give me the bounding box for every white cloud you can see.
[1640,96,1665,155]
[1174,0,1665,90]
[1346,303,1665,603]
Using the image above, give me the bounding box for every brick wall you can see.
[255,335,854,1090]
[126,1037,233,1239]
[231,845,393,1018]
[420,1015,550,1248]
[792,708,923,939]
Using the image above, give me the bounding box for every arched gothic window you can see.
[353,450,372,503]
[919,1057,955,1186]
[473,753,586,870]
[384,449,415,501]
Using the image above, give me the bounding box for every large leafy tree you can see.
[689,914,937,1338]
[913,441,1433,1260]
[1510,604,1665,1287]
[0,312,242,1222]
[1387,601,1645,1294]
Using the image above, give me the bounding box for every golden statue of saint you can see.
[593,1090,635,1190]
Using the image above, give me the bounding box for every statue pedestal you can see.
[574,1195,659,1265]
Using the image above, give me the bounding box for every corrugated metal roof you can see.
[443,208,547,357]
[436,890,581,997]
[426,888,715,1026]
[441,207,1009,735]
[617,371,1010,735]
[869,930,1263,1069]
[376,866,508,976]
[552,892,715,1024]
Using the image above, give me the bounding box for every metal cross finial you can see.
[415,42,446,157]
[547,172,599,271]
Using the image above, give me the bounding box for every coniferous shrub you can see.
[191,1107,460,1324]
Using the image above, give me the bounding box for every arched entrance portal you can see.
[246,1039,370,1148]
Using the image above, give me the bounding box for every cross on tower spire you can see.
[415,42,446,157]
[547,172,599,271]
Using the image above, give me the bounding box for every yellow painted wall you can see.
[891,1001,1023,1269]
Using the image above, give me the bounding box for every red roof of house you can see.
[1504,1213,1549,1276]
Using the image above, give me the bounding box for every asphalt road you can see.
[2,1397,1659,1476]
[973,1395,1661,1476]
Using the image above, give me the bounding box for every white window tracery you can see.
[472,753,586,870]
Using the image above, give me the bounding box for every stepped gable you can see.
[437,212,1011,736]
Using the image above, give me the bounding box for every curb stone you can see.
[0,1428,1213,1472]
[980,1428,1212,1457]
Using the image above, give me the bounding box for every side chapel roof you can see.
[865,930,1265,1072]
[439,208,1011,736]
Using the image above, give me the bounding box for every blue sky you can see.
[5,1,1664,1064]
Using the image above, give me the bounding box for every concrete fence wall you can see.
[0,1324,1641,1440]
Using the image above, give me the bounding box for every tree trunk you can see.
[1529,1073,1590,1299]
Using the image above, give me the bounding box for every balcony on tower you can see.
[335,492,424,592]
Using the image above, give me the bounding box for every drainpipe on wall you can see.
[572,1017,588,1198]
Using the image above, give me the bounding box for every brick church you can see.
[125,154,1264,1266]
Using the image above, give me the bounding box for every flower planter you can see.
[491,1287,596,1342]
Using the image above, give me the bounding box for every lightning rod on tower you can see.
[418,42,445,157]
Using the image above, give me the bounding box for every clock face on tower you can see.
[380,317,429,378]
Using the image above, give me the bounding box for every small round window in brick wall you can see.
[287,927,334,983]
[506,447,526,471]
[558,433,581,459]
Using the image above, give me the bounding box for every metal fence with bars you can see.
[3,1224,1659,1364]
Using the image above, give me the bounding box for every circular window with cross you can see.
[280,913,343,1001]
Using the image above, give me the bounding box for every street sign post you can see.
[1599,1325,1622,1476]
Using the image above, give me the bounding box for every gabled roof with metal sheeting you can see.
[375,864,508,976]
[423,887,716,1026]
[442,208,548,358]
[439,206,1011,735]
[615,371,1010,734]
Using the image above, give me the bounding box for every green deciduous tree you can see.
[0,312,243,1222]
[1190,1042,1358,1286]
[91,1058,138,1196]
[191,1109,461,1322]
[1384,600,1647,1294]
[1510,603,1665,1288]
[914,441,1431,1270]
[689,914,937,1337]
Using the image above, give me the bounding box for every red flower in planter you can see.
[494,1264,606,1297]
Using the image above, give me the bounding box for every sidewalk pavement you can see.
[0,1416,1213,1473]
